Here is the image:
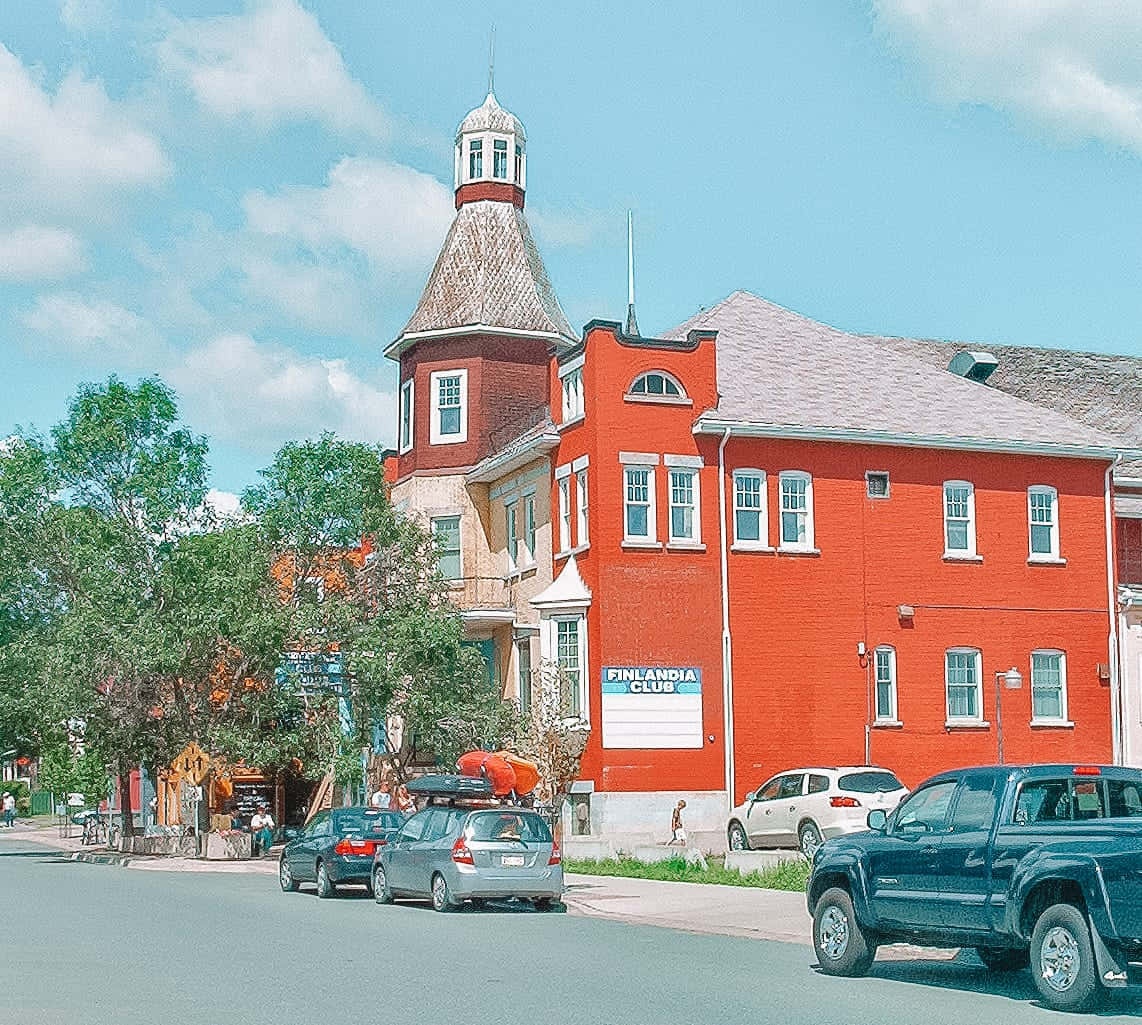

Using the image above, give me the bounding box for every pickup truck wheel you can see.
[976,946,1029,972]
[813,887,876,977]
[1030,904,1102,1012]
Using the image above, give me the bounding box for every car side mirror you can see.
[866,809,887,832]
[745,791,756,803]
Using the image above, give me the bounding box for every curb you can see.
[71,851,134,868]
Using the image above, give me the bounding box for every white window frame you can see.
[945,647,985,726]
[623,464,657,544]
[667,467,701,545]
[548,613,588,722]
[561,366,584,422]
[575,469,589,547]
[778,471,815,551]
[943,480,977,558]
[732,468,768,549]
[429,368,468,445]
[492,137,509,180]
[523,495,536,565]
[625,370,689,405]
[873,646,898,724]
[1030,649,1069,725]
[468,137,483,180]
[557,476,572,554]
[398,378,414,454]
[505,501,519,572]
[1028,485,1060,561]
[431,515,462,581]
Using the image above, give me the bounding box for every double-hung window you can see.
[945,648,983,723]
[557,476,572,553]
[668,468,700,543]
[1031,650,1068,723]
[505,502,519,572]
[398,379,414,454]
[493,139,508,179]
[468,138,482,179]
[429,369,467,445]
[523,496,536,564]
[575,470,588,546]
[1028,486,1059,560]
[943,481,977,557]
[623,465,656,542]
[778,471,814,550]
[874,646,898,723]
[561,367,584,422]
[555,616,586,718]
[431,516,461,580]
[733,469,767,546]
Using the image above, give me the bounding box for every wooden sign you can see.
[171,742,211,785]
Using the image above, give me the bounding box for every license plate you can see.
[501,854,525,867]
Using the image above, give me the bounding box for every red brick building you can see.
[389,88,1136,840]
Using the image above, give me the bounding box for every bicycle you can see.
[81,813,107,846]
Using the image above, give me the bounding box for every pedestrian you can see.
[370,780,392,809]
[250,803,274,857]
[668,800,686,846]
[1,792,12,827]
[395,784,416,816]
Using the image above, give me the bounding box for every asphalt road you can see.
[3,837,1142,1025]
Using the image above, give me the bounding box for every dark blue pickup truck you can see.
[807,764,1142,1012]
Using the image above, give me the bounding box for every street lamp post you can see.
[994,666,1024,764]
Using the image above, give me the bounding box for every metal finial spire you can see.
[488,27,496,96]
[625,210,640,336]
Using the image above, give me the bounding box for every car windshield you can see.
[467,811,552,843]
[333,809,405,835]
[839,771,903,793]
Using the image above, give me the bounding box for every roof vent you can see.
[948,350,999,383]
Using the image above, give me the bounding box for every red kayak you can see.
[495,751,540,796]
[456,750,516,796]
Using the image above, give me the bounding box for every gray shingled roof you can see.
[869,335,1142,476]
[457,91,526,142]
[393,200,575,349]
[666,291,1128,457]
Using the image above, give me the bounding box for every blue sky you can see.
[3,1,1142,501]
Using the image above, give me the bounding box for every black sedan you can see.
[279,807,405,898]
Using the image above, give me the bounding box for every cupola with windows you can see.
[453,90,527,209]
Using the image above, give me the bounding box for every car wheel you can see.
[976,946,1029,972]
[727,821,750,851]
[373,864,393,904]
[534,898,562,912]
[1030,904,1102,1012]
[316,861,336,899]
[431,872,457,912]
[799,822,823,859]
[813,887,876,977]
[278,856,298,893]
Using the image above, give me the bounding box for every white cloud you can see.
[872,1,1142,152]
[238,250,373,336]
[528,204,607,249]
[0,43,169,220]
[20,293,162,366]
[204,488,242,520]
[158,0,387,139]
[60,0,114,33]
[0,226,87,281]
[170,333,393,448]
[242,156,453,274]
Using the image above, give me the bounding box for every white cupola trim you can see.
[454,91,526,190]
[531,554,592,610]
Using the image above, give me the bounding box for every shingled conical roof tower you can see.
[387,88,576,478]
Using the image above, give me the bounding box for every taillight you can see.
[334,838,376,856]
[451,836,474,865]
[548,839,561,866]
[830,796,861,808]
[1073,766,1102,776]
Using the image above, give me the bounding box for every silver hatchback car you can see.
[372,805,563,911]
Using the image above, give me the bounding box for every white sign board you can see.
[601,666,703,749]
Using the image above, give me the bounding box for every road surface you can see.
[2,837,1140,1024]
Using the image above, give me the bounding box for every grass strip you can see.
[565,854,811,891]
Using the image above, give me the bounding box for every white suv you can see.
[726,766,906,857]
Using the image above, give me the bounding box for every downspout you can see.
[1105,455,1123,765]
[717,426,735,808]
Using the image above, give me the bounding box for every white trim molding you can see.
[429,368,468,446]
[619,451,660,465]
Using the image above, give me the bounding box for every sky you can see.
[3,1,1142,503]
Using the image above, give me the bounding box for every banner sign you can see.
[601,666,703,749]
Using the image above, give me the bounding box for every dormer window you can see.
[493,139,508,179]
[627,371,688,404]
[468,139,482,179]
[514,144,523,183]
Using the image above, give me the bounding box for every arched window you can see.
[627,371,686,400]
